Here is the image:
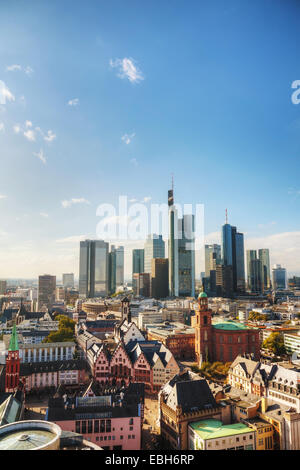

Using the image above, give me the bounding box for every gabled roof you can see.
[162,374,217,413]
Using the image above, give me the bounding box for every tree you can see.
[262,332,286,356]
[43,315,75,343]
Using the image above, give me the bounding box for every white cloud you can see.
[6,64,22,72]
[0,81,15,105]
[68,98,79,106]
[122,133,135,145]
[24,129,36,141]
[44,130,56,142]
[40,212,49,218]
[109,57,144,83]
[141,196,151,203]
[0,123,4,132]
[14,122,57,144]
[25,66,34,76]
[61,198,90,209]
[56,234,90,244]
[129,198,138,203]
[33,149,46,164]
[0,194,7,200]
[13,124,21,134]
[130,158,138,166]
[6,64,33,76]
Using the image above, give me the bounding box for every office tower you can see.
[38,274,56,309]
[272,264,287,290]
[205,245,221,277]
[168,186,179,297]
[151,258,169,299]
[221,215,245,293]
[115,246,124,287]
[235,232,245,292]
[56,286,65,301]
[222,222,233,267]
[132,249,144,275]
[247,250,257,289]
[62,273,74,289]
[249,258,262,293]
[258,249,271,290]
[79,240,109,298]
[108,245,116,295]
[144,234,165,274]
[0,280,7,295]
[216,265,233,298]
[132,273,151,297]
[178,214,195,297]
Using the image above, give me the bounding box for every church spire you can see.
[8,323,19,352]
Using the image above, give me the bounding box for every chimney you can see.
[261,397,268,414]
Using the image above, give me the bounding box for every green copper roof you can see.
[212,320,250,331]
[8,324,19,352]
[189,419,253,440]
[198,292,208,298]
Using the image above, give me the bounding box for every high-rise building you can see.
[38,274,56,309]
[144,234,165,274]
[272,264,287,290]
[108,246,116,295]
[151,258,169,299]
[79,240,109,298]
[205,245,221,278]
[132,249,144,275]
[249,258,262,293]
[235,232,245,292]
[62,273,74,289]
[216,265,234,298]
[132,273,151,297]
[108,245,124,294]
[221,216,245,293]
[115,246,124,287]
[168,187,179,297]
[247,250,257,289]
[258,249,271,290]
[0,280,7,295]
[178,214,195,297]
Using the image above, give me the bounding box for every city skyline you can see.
[0,0,300,279]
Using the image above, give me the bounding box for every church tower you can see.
[121,296,131,323]
[5,324,20,393]
[195,292,213,367]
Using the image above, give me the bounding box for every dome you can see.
[198,292,207,299]
[0,420,61,451]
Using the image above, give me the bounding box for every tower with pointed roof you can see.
[195,292,213,366]
[121,296,131,323]
[5,324,20,393]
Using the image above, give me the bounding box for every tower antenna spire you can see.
[225,208,228,224]
[171,173,174,192]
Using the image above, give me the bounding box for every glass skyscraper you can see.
[79,240,109,298]
[258,249,271,290]
[205,244,221,278]
[132,249,144,275]
[272,264,287,290]
[144,234,165,274]
[168,188,179,297]
[178,214,195,297]
[221,222,245,293]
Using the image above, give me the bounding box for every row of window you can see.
[95,434,135,442]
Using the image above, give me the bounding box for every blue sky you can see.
[0,0,300,279]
